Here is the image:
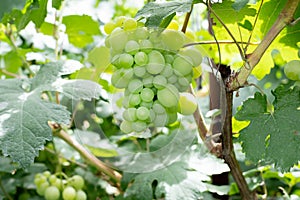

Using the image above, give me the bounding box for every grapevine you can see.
[105,17,202,134]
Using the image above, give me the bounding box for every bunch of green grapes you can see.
[284,60,300,86]
[104,17,201,134]
[34,171,87,200]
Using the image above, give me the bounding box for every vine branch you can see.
[54,129,122,183]
[228,0,300,91]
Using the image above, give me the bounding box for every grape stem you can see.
[228,0,300,91]
[183,40,259,47]
[54,129,122,183]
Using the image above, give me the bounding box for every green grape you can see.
[34,174,47,186]
[122,96,130,108]
[161,64,173,77]
[123,108,137,121]
[157,84,179,107]
[104,21,116,34]
[117,53,134,68]
[143,76,153,87]
[136,107,150,120]
[52,179,63,191]
[134,27,149,40]
[146,50,165,74]
[179,48,202,66]
[115,16,126,27]
[140,101,153,109]
[177,92,197,115]
[68,175,85,190]
[173,56,193,76]
[153,75,167,89]
[43,171,51,178]
[153,113,168,127]
[178,76,190,88]
[140,88,154,102]
[161,29,185,51]
[128,79,143,93]
[152,102,166,114]
[129,93,141,106]
[37,181,50,196]
[133,65,147,77]
[49,175,57,184]
[62,186,76,200]
[167,21,179,30]
[125,40,140,55]
[132,121,147,132]
[164,54,174,64]
[123,18,137,31]
[109,28,128,51]
[284,60,300,81]
[120,120,133,133]
[167,111,177,124]
[111,68,133,88]
[134,51,148,66]
[167,75,178,84]
[75,190,87,200]
[139,39,153,53]
[45,186,60,200]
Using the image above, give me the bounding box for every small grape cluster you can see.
[104,17,202,134]
[284,60,300,86]
[34,171,87,200]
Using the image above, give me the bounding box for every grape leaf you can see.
[232,0,251,11]
[123,152,229,200]
[62,15,101,48]
[135,1,192,28]
[210,0,299,79]
[0,61,102,168]
[235,85,300,171]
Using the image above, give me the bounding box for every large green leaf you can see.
[0,61,102,168]
[235,85,300,171]
[62,15,101,48]
[123,150,229,200]
[135,1,193,28]
[210,0,299,79]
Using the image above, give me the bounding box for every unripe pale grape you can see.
[129,93,141,106]
[153,75,167,89]
[167,75,178,84]
[52,179,63,191]
[157,84,179,107]
[104,21,116,34]
[75,190,87,200]
[146,50,165,74]
[63,186,76,200]
[136,107,150,120]
[125,40,139,55]
[177,92,197,115]
[111,69,133,88]
[140,101,153,109]
[133,65,146,77]
[49,175,57,184]
[37,182,49,196]
[43,171,51,178]
[161,29,185,51]
[152,102,166,114]
[120,120,133,134]
[123,18,137,31]
[143,76,153,87]
[45,186,60,200]
[140,88,154,102]
[109,28,128,51]
[173,56,193,76]
[284,60,300,81]
[167,21,179,30]
[132,121,147,132]
[134,27,149,40]
[164,54,174,64]
[117,53,134,68]
[140,40,153,53]
[128,79,143,93]
[115,16,126,27]
[123,108,137,121]
[134,51,148,66]
[167,111,177,124]
[153,113,168,127]
[179,48,202,66]
[68,175,84,190]
[161,64,173,77]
